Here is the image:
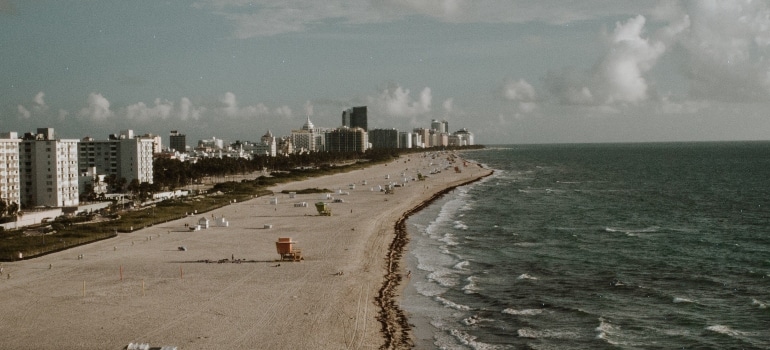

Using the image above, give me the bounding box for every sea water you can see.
[402,142,770,349]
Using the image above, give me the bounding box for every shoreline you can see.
[377,168,493,349]
[0,153,491,349]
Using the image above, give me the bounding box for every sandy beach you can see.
[0,152,491,350]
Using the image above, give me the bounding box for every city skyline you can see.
[3,1,770,144]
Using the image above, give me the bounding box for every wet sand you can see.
[0,153,491,349]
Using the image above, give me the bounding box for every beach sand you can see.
[0,153,491,350]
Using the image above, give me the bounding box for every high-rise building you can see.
[0,132,22,212]
[20,128,80,208]
[342,106,368,131]
[398,132,413,149]
[325,127,368,153]
[291,116,323,153]
[169,130,187,152]
[369,128,399,149]
[430,119,449,134]
[140,133,163,154]
[453,128,475,146]
[79,130,154,187]
[413,128,431,148]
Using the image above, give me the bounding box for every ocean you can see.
[402,142,770,349]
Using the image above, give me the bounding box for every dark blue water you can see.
[403,143,770,349]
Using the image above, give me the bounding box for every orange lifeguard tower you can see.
[275,237,303,261]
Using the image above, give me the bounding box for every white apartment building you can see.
[79,130,154,187]
[452,128,475,146]
[0,132,22,211]
[20,128,80,208]
[291,117,318,153]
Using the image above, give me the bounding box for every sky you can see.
[3,0,770,145]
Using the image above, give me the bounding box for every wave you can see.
[516,273,538,281]
[453,260,470,270]
[427,270,459,287]
[449,329,502,350]
[453,220,469,230]
[462,276,480,294]
[673,297,695,304]
[435,295,471,310]
[502,308,544,316]
[705,325,747,337]
[604,226,660,236]
[516,328,580,340]
[752,298,767,309]
[439,232,459,246]
[462,314,494,326]
[595,318,619,345]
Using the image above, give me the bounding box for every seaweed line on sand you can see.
[375,170,492,349]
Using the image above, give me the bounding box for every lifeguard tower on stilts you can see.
[275,237,303,261]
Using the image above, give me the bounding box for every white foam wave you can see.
[449,329,502,350]
[517,328,539,338]
[427,270,458,287]
[517,273,538,281]
[414,281,446,297]
[502,308,544,316]
[462,314,494,326]
[604,226,660,236]
[453,260,470,270]
[453,220,469,230]
[439,232,459,246]
[435,296,471,310]
[462,276,479,294]
[673,297,694,304]
[752,298,767,309]
[705,325,747,337]
[595,318,618,344]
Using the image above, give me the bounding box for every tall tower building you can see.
[20,128,80,208]
[342,106,368,131]
[169,130,187,153]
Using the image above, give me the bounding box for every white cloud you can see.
[215,92,292,119]
[599,15,666,104]
[273,105,293,118]
[671,1,770,102]
[126,99,174,121]
[58,109,69,121]
[16,91,48,119]
[78,93,113,121]
[17,105,30,119]
[32,92,47,112]
[304,100,314,117]
[544,15,668,107]
[502,78,536,102]
[442,98,453,114]
[179,97,205,121]
[369,83,432,118]
[501,78,539,114]
[220,92,239,117]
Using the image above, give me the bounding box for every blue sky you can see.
[3,0,770,145]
